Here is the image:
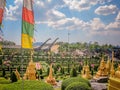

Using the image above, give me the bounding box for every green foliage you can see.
[0,59,2,65]
[0,77,11,84]
[0,40,16,46]
[39,69,43,75]
[65,82,91,90]
[61,77,91,90]
[53,65,57,74]
[78,65,82,72]
[17,66,21,72]
[70,67,77,77]
[10,72,17,83]
[2,68,6,77]
[60,67,65,75]
[47,67,50,76]
[0,80,54,90]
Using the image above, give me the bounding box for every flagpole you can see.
[21,0,24,89]
[21,47,24,90]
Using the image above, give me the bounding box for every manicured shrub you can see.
[65,82,91,90]
[0,59,2,65]
[10,72,17,82]
[2,80,54,90]
[53,65,57,74]
[78,65,82,72]
[61,77,91,90]
[70,67,77,77]
[47,67,50,76]
[67,64,70,73]
[38,69,43,75]
[2,68,6,77]
[0,77,11,84]
[60,67,65,75]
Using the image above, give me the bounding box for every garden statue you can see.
[46,63,57,85]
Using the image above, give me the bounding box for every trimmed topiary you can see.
[10,72,17,83]
[0,77,11,84]
[47,67,50,76]
[65,82,91,90]
[61,77,91,90]
[2,80,54,90]
[2,68,6,77]
[70,67,77,77]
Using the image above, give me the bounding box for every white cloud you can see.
[106,21,120,30]
[48,0,52,3]
[95,5,118,15]
[98,0,112,4]
[46,9,66,21]
[5,0,22,21]
[90,18,105,31]
[63,0,112,12]
[105,11,120,31]
[14,0,22,4]
[46,17,90,30]
[116,12,120,21]
[36,1,44,7]
[63,0,92,11]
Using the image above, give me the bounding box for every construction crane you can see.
[34,38,51,51]
[44,38,59,52]
[46,38,59,52]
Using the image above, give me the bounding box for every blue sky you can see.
[2,0,120,45]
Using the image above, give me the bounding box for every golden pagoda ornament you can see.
[15,68,20,80]
[46,64,57,85]
[23,51,36,80]
[110,51,115,77]
[94,57,108,79]
[81,65,86,75]
[106,56,111,74]
[108,52,120,90]
[115,64,120,79]
[82,64,92,79]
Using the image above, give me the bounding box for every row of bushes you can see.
[0,77,10,84]
[0,80,54,90]
[61,77,92,90]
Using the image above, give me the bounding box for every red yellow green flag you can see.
[21,0,34,49]
[0,0,5,27]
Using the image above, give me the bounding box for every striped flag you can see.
[0,0,5,25]
[0,0,5,43]
[21,0,34,49]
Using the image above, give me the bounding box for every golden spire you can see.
[94,56,108,79]
[81,61,92,79]
[110,51,115,77]
[46,63,57,85]
[23,49,36,80]
[30,49,34,62]
[48,64,53,79]
[106,56,111,74]
[15,68,20,80]
[115,64,120,79]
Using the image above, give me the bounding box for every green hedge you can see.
[0,77,11,84]
[70,67,77,77]
[0,80,54,90]
[65,82,91,90]
[61,77,91,90]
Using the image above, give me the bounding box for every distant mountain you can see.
[33,42,43,47]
